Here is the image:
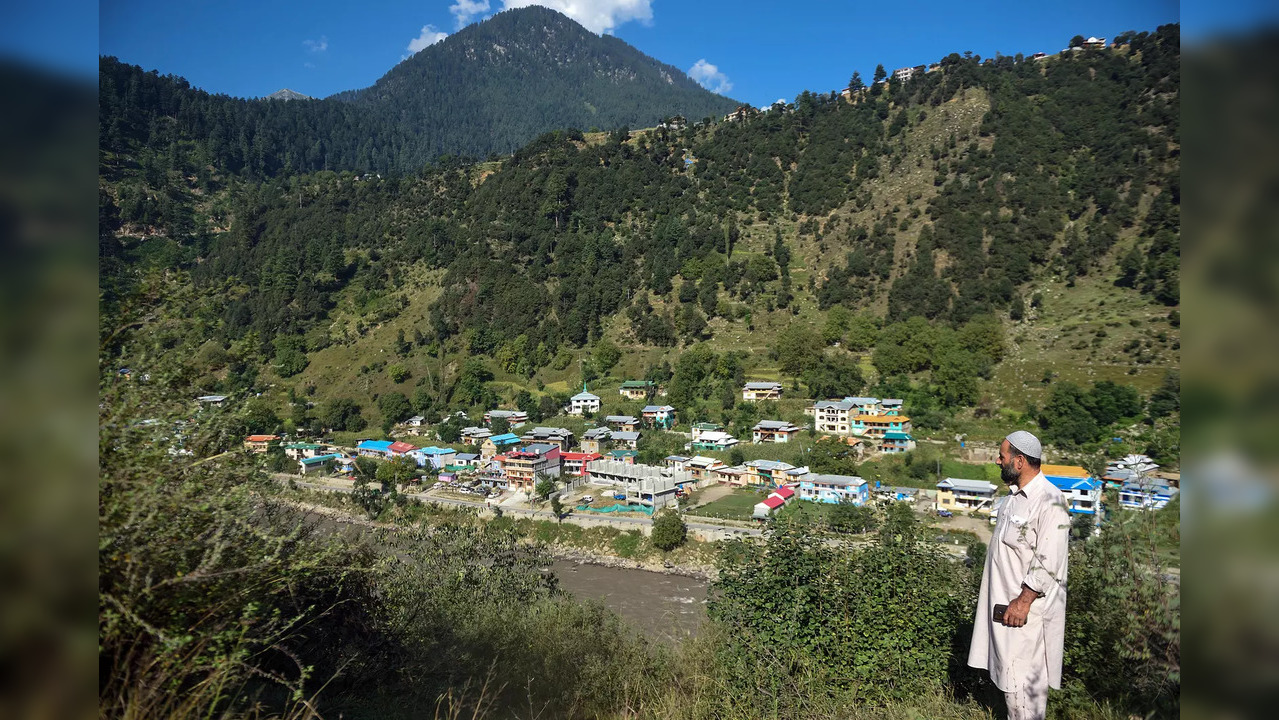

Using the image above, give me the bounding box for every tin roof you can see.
[937,477,997,493]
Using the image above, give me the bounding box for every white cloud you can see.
[408,24,450,52]
[465,1,652,35]
[688,58,732,94]
[450,0,492,29]
[303,36,328,53]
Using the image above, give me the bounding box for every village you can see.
[234,376,1178,540]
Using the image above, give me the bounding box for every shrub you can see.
[709,508,974,703]
[388,363,410,383]
[651,509,688,551]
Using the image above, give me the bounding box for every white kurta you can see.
[968,473,1070,692]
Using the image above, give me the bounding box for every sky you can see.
[9,1,1267,105]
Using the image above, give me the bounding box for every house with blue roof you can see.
[1119,480,1179,511]
[480,433,521,460]
[410,446,457,470]
[356,440,394,458]
[879,430,916,453]
[1042,464,1104,516]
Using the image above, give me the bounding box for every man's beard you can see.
[1000,462,1020,485]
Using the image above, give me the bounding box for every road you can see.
[274,474,763,538]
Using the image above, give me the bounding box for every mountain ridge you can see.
[99,6,740,176]
[265,88,312,101]
[329,5,741,158]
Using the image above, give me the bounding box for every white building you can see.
[569,388,601,416]
[797,474,869,505]
[1119,481,1178,511]
[583,460,683,510]
[689,431,739,451]
[809,399,856,434]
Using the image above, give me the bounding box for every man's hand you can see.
[1001,585,1039,627]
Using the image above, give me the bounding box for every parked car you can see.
[937,509,953,518]
[580,495,594,504]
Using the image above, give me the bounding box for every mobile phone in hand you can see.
[993,604,1007,624]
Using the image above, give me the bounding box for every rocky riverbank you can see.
[548,545,718,582]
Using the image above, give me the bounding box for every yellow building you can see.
[936,477,999,514]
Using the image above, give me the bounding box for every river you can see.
[296,505,712,643]
[549,559,709,643]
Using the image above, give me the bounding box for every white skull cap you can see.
[1005,430,1042,460]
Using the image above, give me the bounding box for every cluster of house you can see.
[805,396,916,454]
[243,435,359,475]
[242,383,925,502]
[934,454,1178,525]
[934,464,1105,522]
[1105,454,1178,510]
[863,36,1110,97]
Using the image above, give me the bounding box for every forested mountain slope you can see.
[98,6,739,178]
[99,25,1180,443]
[333,5,741,158]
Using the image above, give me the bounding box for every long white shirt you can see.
[968,472,1071,692]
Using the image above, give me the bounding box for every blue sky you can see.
[18,1,1264,105]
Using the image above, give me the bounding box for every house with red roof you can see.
[753,494,786,520]
[388,441,418,456]
[243,434,280,453]
[561,451,602,478]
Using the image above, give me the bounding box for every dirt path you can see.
[930,510,994,544]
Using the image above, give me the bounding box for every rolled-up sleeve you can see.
[1023,499,1071,596]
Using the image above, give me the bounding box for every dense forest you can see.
[101,24,1179,410]
[97,7,739,178]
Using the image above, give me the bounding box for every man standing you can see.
[969,431,1071,720]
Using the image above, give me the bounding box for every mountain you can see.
[98,6,739,177]
[331,5,740,157]
[264,88,312,101]
[100,24,1180,447]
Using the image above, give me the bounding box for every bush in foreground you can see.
[651,509,688,551]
